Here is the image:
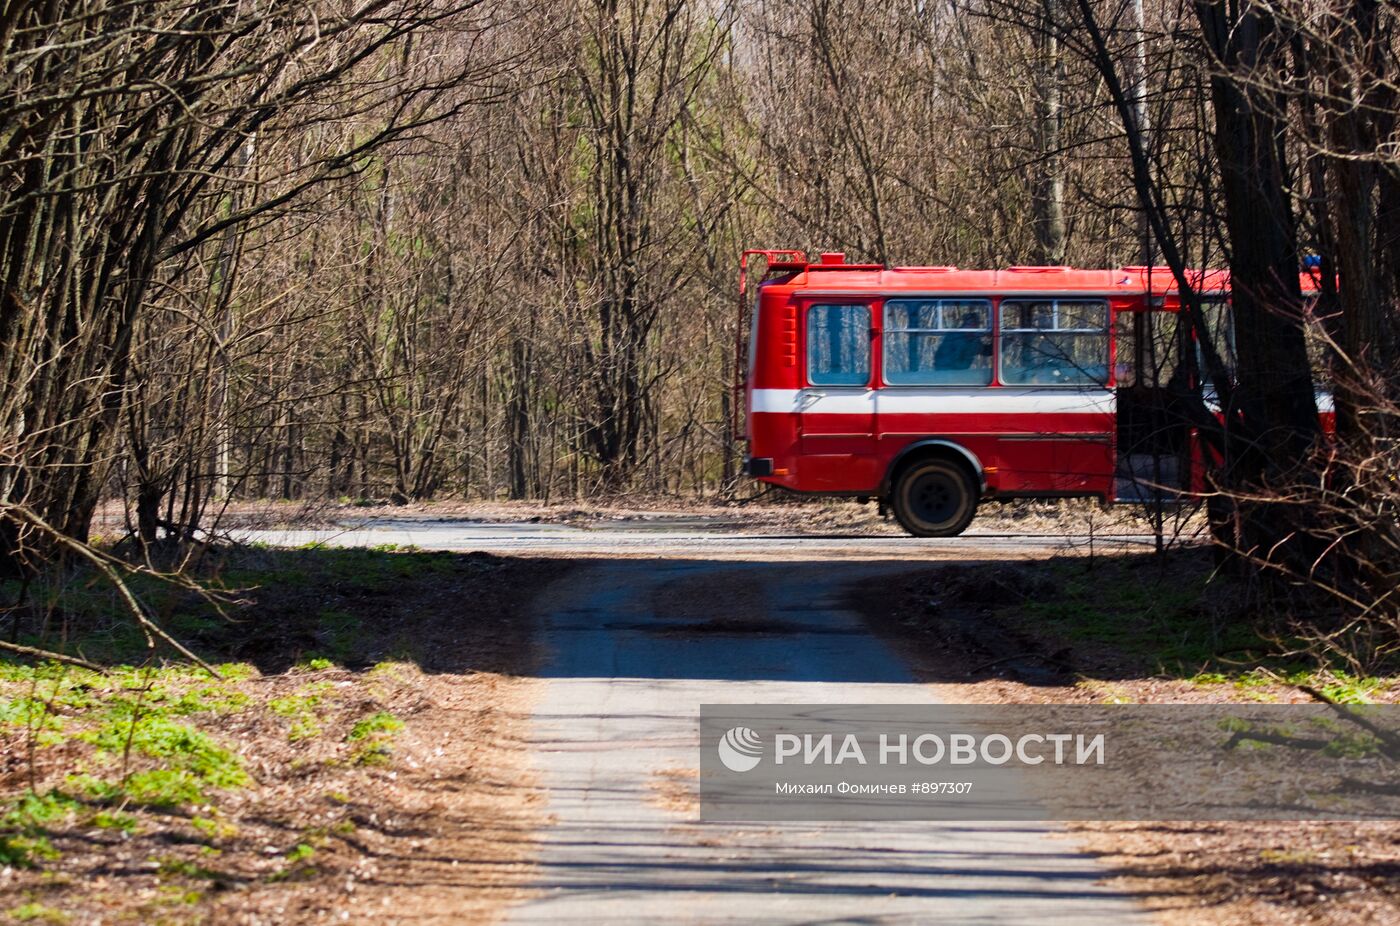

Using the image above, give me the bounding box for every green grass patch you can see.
[1311,674,1388,704]
[85,713,245,778]
[6,903,69,923]
[0,695,70,746]
[0,791,80,867]
[267,842,318,882]
[47,701,253,809]
[284,842,315,864]
[0,539,532,925]
[91,810,139,833]
[966,553,1400,696]
[1010,557,1258,673]
[268,681,334,742]
[0,541,521,907]
[3,545,492,680]
[0,663,256,867]
[347,711,403,741]
[346,710,403,765]
[154,855,222,881]
[189,815,238,842]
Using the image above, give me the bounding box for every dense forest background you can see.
[3,0,1399,654]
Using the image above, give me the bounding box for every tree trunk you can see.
[1196,0,1320,473]
[1031,0,1066,265]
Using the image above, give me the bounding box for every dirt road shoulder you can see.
[1,549,570,926]
[852,550,1400,926]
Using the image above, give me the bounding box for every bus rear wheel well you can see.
[883,442,983,500]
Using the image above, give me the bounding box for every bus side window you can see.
[884,299,993,385]
[1196,299,1236,395]
[806,304,871,386]
[1000,299,1109,386]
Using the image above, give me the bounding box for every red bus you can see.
[737,249,1325,536]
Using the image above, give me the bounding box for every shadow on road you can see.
[10,543,1237,691]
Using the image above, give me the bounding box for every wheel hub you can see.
[911,472,958,525]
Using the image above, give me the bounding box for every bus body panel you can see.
[744,261,1136,501]
[749,410,1115,497]
[740,254,1324,510]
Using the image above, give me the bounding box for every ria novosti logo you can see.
[717,726,764,772]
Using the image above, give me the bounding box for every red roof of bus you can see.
[762,255,1317,297]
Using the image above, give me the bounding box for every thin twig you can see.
[10,507,221,678]
[0,640,105,673]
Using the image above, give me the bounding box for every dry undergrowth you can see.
[1067,821,1400,926]
[185,494,1187,539]
[1,550,566,925]
[859,551,1400,926]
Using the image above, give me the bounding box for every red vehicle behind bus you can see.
[737,249,1324,537]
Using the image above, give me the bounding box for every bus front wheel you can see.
[891,458,977,537]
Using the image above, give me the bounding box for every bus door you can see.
[1113,299,1193,499]
[799,302,877,488]
[998,297,1117,495]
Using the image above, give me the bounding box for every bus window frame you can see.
[880,297,995,388]
[998,297,1111,388]
[803,301,874,388]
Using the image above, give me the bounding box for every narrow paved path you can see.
[504,559,1150,924]
[238,518,1157,560]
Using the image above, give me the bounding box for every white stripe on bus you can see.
[1203,390,1334,414]
[749,388,1115,416]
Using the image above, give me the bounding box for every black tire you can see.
[890,458,978,537]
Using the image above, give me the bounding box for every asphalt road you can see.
[235,516,1161,560]
[504,559,1150,924]
[239,518,1155,922]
